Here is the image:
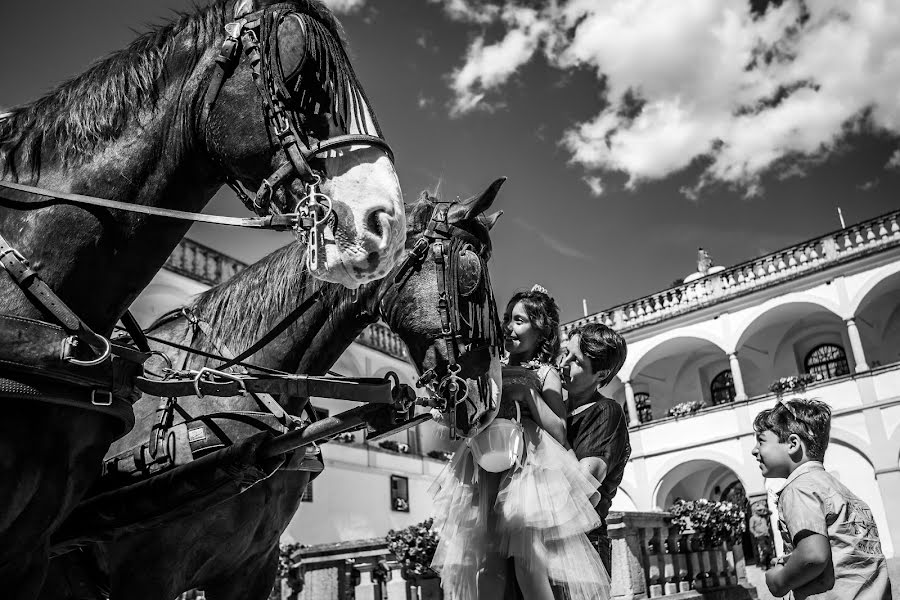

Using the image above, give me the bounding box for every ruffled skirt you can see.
[429,419,611,600]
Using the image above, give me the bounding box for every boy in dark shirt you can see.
[559,322,630,574]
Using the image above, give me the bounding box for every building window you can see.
[710,370,736,405]
[635,392,653,424]
[300,482,313,503]
[804,344,850,381]
[390,475,409,512]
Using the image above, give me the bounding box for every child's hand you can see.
[765,564,786,596]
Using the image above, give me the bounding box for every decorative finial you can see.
[697,247,713,275]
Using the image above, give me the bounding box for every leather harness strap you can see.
[0,180,302,230]
[0,231,109,359]
[134,373,393,404]
[192,316,294,427]
[0,375,135,435]
[215,288,323,372]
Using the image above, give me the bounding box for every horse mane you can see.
[0,0,366,180]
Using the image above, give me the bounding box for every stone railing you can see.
[276,512,755,600]
[356,322,410,362]
[610,511,755,600]
[563,209,900,336]
[165,238,247,287]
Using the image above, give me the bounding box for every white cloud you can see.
[887,149,900,170]
[320,0,367,14]
[448,7,549,116]
[583,175,604,197]
[443,0,900,197]
[514,217,592,260]
[417,94,435,110]
[428,0,500,24]
[857,179,878,191]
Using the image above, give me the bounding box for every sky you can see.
[2,0,899,322]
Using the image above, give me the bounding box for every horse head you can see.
[375,177,507,438]
[196,0,405,287]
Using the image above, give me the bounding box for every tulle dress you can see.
[429,362,611,600]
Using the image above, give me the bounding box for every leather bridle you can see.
[378,202,502,439]
[203,0,395,217]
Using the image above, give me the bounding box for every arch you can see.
[734,300,844,354]
[653,453,750,510]
[621,331,727,381]
[629,335,728,383]
[610,487,638,512]
[828,426,876,469]
[849,261,900,316]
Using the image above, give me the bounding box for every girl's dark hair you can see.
[504,289,561,364]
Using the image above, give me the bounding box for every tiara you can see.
[530,284,549,295]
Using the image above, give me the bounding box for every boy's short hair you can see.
[752,398,832,461]
[568,322,627,387]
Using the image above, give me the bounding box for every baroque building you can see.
[562,208,900,560]
[132,207,900,563]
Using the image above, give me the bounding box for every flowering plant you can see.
[768,374,815,397]
[669,499,745,545]
[386,518,439,577]
[333,432,356,444]
[427,449,454,462]
[379,440,410,454]
[278,542,306,597]
[667,400,705,419]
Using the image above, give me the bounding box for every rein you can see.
[0,180,307,231]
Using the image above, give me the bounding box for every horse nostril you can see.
[365,208,387,240]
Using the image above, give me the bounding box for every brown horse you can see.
[42,180,505,600]
[0,1,405,596]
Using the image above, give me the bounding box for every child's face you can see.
[503,301,541,359]
[752,429,793,479]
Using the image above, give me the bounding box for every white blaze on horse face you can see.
[312,94,405,288]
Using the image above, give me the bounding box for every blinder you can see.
[203,1,394,220]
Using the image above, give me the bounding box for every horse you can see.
[42,179,506,600]
[0,1,405,595]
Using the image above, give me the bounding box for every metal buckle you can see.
[91,389,113,406]
[192,367,248,399]
[0,246,29,265]
[66,335,112,367]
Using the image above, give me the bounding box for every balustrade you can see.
[165,238,247,286]
[563,209,900,338]
[356,323,410,362]
[276,512,755,600]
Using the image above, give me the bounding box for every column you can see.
[845,318,869,373]
[727,352,747,401]
[875,469,900,556]
[624,380,639,426]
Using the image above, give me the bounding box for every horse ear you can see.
[276,13,308,84]
[479,211,503,231]
[448,177,507,223]
[234,0,255,18]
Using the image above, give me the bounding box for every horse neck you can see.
[0,17,225,333]
[183,242,384,377]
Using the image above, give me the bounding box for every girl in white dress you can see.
[430,286,610,600]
